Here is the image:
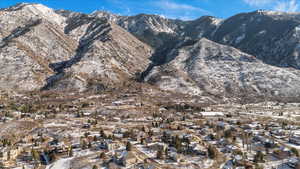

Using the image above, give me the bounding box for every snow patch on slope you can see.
[46,158,72,169]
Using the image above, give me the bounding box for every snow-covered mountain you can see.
[144,38,300,102]
[94,9,300,69]
[1,3,300,102]
[0,3,152,92]
[211,10,300,69]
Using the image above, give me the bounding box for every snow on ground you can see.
[137,146,156,158]
[200,112,224,116]
[44,122,68,128]
[22,3,66,26]
[285,142,300,149]
[46,158,73,169]
[235,34,245,44]
[73,149,95,157]
[202,159,213,168]
[70,131,82,138]
[277,163,293,169]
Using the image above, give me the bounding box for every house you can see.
[222,160,234,169]
[191,143,207,156]
[289,136,300,145]
[11,111,22,119]
[34,114,45,120]
[216,122,227,130]
[199,128,208,136]
[233,155,254,169]
[287,157,300,169]
[241,125,251,130]
[233,155,243,164]
[271,129,286,138]
[135,163,155,169]
[150,128,161,135]
[253,136,275,148]
[118,151,138,167]
[216,138,231,148]
[273,149,292,160]
[98,140,119,151]
[82,123,91,129]
[169,151,183,162]
[221,145,238,154]
[147,142,167,152]
[136,132,147,143]
[204,133,217,141]
[48,139,59,146]
[1,146,23,161]
[107,162,121,169]
[18,151,33,162]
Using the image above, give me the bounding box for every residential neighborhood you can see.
[1,1,300,169]
[0,90,300,169]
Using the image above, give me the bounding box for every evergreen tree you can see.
[162,131,168,143]
[68,147,73,157]
[291,147,299,157]
[224,129,232,139]
[157,149,164,159]
[99,152,106,159]
[31,149,40,162]
[0,161,4,169]
[174,135,182,152]
[81,140,87,150]
[140,138,145,145]
[165,147,169,157]
[93,135,98,142]
[142,126,146,132]
[100,129,106,138]
[126,142,132,151]
[207,145,217,159]
[254,151,264,163]
[7,150,10,161]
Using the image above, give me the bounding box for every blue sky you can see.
[0,0,299,20]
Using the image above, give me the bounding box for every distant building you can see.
[113,151,138,167]
[200,112,224,117]
[287,157,300,169]
[1,146,23,161]
[289,136,300,145]
[273,149,292,160]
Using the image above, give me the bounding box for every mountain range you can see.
[1,3,300,103]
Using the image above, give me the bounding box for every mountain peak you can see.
[253,9,299,15]
[3,3,48,12]
[91,11,120,22]
[1,3,66,26]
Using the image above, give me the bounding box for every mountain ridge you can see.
[91,8,300,69]
[0,3,152,92]
[1,3,300,103]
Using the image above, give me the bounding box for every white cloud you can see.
[156,0,211,15]
[159,1,199,11]
[152,0,212,20]
[243,0,299,12]
[243,0,275,7]
[274,0,299,12]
